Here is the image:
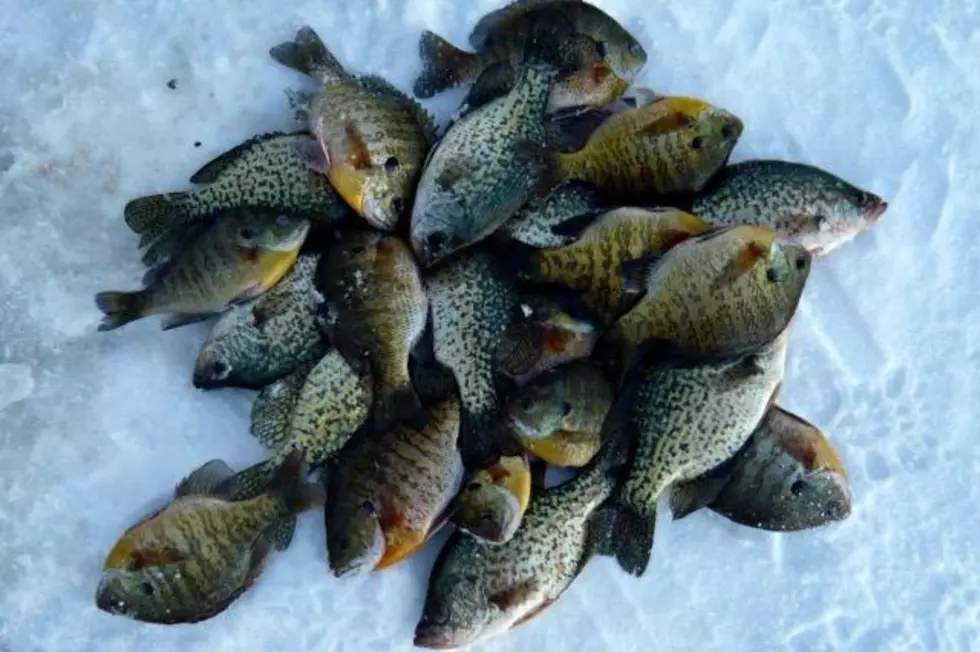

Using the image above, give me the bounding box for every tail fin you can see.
[269,26,347,83]
[413,30,481,98]
[489,236,539,282]
[124,193,188,236]
[94,291,147,332]
[514,139,564,200]
[375,382,428,433]
[588,502,654,577]
[264,516,298,552]
[268,452,327,516]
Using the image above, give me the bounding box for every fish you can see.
[670,406,852,531]
[498,181,607,248]
[249,362,315,454]
[413,0,646,116]
[598,224,811,382]
[691,159,888,256]
[495,293,600,386]
[608,334,789,575]
[317,229,428,431]
[410,21,591,267]
[410,358,460,407]
[507,362,612,467]
[270,26,436,231]
[548,96,743,201]
[95,208,311,332]
[415,430,644,649]
[509,206,713,324]
[192,252,329,389]
[94,453,324,625]
[124,132,354,268]
[450,455,531,544]
[425,249,524,468]
[325,396,465,576]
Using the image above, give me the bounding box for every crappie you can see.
[414,0,646,116]
[499,181,607,248]
[507,362,612,467]
[552,96,743,200]
[124,131,353,268]
[318,229,428,431]
[512,206,712,324]
[610,335,788,573]
[450,455,531,544]
[325,396,464,576]
[415,434,643,649]
[691,159,888,256]
[95,208,310,332]
[670,406,852,531]
[426,250,524,468]
[95,454,324,624]
[193,252,328,389]
[270,26,435,231]
[599,224,811,382]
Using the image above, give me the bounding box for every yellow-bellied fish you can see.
[450,455,532,544]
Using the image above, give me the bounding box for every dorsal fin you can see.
[189,132,301,184]
[358,75,439,145]
[175,459,237,497]
[469,0,583,49]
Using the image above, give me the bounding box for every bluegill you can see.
[450,455,531,544]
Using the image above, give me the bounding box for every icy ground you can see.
[1,0,978,650]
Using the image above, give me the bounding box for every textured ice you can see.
[1,0,978,650]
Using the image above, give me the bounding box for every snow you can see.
[0,0,977,650]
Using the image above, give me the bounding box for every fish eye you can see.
[559,401,573,417]
[629,42,643,57]
[814,214,827,227]
[139,582,154,596]
[482,510,495,521]
[519,397,534,411]
[359,500,375,514]
[595,40,607,59]
[384,156,400,173]
[790,479,807,496]
[795,256,807,270]
[766,267,782,283]
[467,482,481,492]
[239,227,258,240]
[391,197,405,216]
[691,137,703,150]
[211,361,229,379]
[275,214,292,227]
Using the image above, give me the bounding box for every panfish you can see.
[450,455,531,544]
[95,209,310,332]
[499,181,607,248]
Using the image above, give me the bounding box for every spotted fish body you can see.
[519,207,713,324]
[611,335,788,570]
[410,63,560,267]
[691,159,888,256]
[124,132,353,268]
[94,455,323,624]
[325,397,465,576]
[426,250,523,468]
[193,253,329,389]
[555,96,743,201]
[671,406,852,531]
[500,181,607,248]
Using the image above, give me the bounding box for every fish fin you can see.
[140,259,172,287]
[512,599,555,628]
[248,534,275,581]
[462,61,516,113]
[588,502,654,577]
[410,359,459,406]
[161,312,212,331]
[669,479,724,521]
[269,26,348,83]
[94,291,148,331]
[230,282,269,307]
[487,579,540,612]
[468,0,580,48]
[174,459,237,498]
[616,252,665,295]
[513,139,561,199]
[459,406,525,470]
[490,237,539,282]
[250,366,310,450]
[411,321,437,364]
[375,382,428,433]
[413,30,481,98]
[529,458,548,491]
[267,451,327,515]
[222,458,279,501]
[630,87,666,107]
[712,239,769,291]
[295,134,330,175]
[264,516,298,551]
[637,109,696,137]
[548,208,606,238]
[123,192,189,236]
[358,75,440,145]
[188,132,294,183]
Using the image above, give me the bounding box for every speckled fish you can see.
[325,396,465,576]
[691,159,888,256]
[599,224,811,382]
[124,132,353,268]
[507,362,612,467]
[450,455,531,544]
[511,206,713,324]
[192,252,329,389]
[95,209,310,332]
[608,334,788,575]
[548,96,743,201]
[317,230,428,431]
[413,0,646,116]
[415,433,644,648]
[670,406,852,531]
[495,293,599,386]
[499,181,607,248]
[426,250,524,468]
[94,453,324,624]
[270,26,436,231]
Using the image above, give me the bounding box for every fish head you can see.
[451,482,524,544]
[571,5,648,82]
[192,307,266,389]
[779,469,853,530]
[95,569,165,622]
[328,500,386,577]
[762,238,812,298]
[414,573,496,649]
[236,210,311,252]
[410,222,468,268]
[548,62,631,114]
[360,159,417,231]
[686,107,744,179]
[508,374,571,440]
[784,183,887,256]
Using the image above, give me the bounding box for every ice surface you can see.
[1,0,978,650]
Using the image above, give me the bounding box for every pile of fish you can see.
[92,1,885,646]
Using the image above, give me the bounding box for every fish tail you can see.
[592,500,655,577]
[264,515,298,552]
[268,451,327,517]
[459,406,524,470]
[269,26,346,83]
[375,381,428,433]
[94,290,148,331]
[124,192,189,236]
[413,30,480,98]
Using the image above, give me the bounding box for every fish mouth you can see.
[362,193,398,231]
[95,575,127,616]
[192,349,231,389]
[508,416,542,441]
[824,471,853,521]
[413,625,478,650]
[861,196,888,222]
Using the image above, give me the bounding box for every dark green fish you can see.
[95,453,324,624]
[193,252,329,389]
[125,132,353,268]
[498,181,607,248]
